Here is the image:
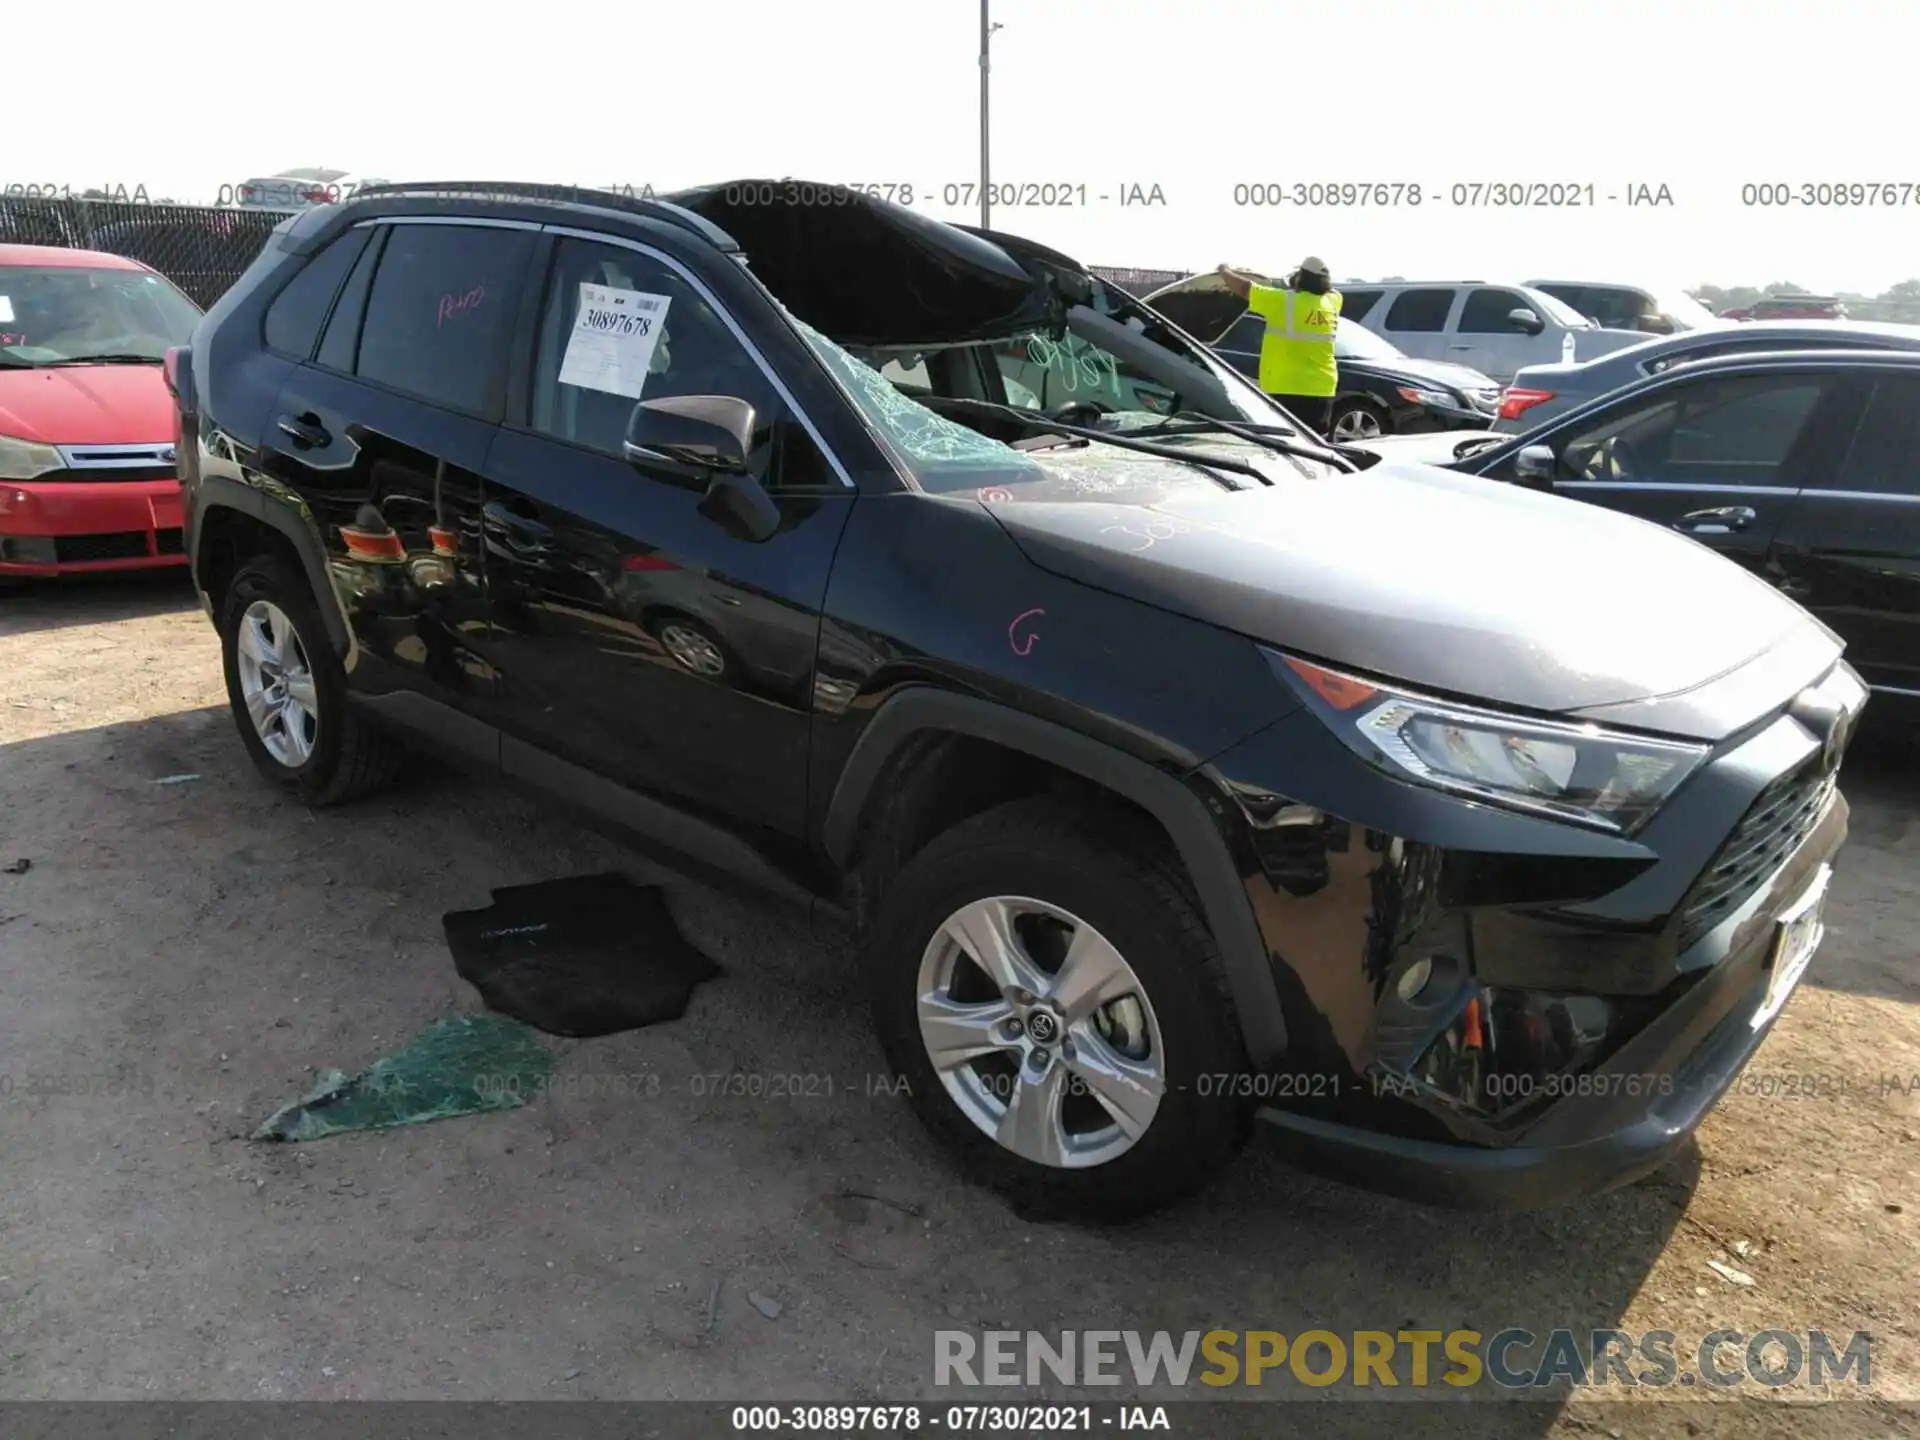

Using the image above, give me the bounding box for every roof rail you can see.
[344,181,736,249]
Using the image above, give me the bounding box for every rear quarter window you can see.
[262,228,372,360]
[1340,289,1382,321]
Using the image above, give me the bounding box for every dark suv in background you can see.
[170,181,1863,1220]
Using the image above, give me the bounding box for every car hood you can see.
[980,438,1828,729]
[1341,355,1496,392]
[665,180,1062,346]
[1572,327,1654,360]
[0,363,172,444]
[1343,431,1507,465]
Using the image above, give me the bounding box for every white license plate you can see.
[1753,864,1831,1028]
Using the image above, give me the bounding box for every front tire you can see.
[219,555,400,805]
[866,797,1253,1221]
[1328,397,1390,442]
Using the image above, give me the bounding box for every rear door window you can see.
[1383,288,1454,332]
[351,222,536,417]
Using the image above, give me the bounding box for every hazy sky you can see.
[13,0,1914,293]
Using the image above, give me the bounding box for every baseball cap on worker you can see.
[1299,255,1330,279]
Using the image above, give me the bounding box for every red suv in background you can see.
[0,244,203,583]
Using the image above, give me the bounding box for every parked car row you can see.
[1352,350,1919,715]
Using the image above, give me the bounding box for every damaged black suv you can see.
[168,180,1865,1221]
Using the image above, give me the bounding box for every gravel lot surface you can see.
[2,574,1915,1437]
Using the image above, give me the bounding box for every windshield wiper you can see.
[44,353,164,366]
[940,400,1268,488]
[1135,410,1356,472]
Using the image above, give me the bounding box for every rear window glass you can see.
[353,223,534,415]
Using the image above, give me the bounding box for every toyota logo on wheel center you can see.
[1025,1010,1060,1045]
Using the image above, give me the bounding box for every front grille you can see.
[53,531,151,563]
[33,466,178,484]
[1676,763,1836,951]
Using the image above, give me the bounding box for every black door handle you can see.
[1674,505,1756,535]
[276,413,330,448]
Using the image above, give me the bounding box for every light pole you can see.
[980,2,1002,229]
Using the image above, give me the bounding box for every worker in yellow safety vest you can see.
[1214,257,1342,433]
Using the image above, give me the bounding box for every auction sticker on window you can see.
[0,297,13,324]
[558,283,670,398]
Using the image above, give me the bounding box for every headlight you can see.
[1271,652,1706,834]
[1395,386,1457,408]
[0,434,63,482]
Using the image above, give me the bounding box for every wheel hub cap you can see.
[914,895,1166,1170]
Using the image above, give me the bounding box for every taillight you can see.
[1497,387,1553,422]
[621,554,679,571]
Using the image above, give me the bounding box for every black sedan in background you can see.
[1352,349,1920,716]
[1145,275,1502,439]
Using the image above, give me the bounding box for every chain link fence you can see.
[16,200,1911,329]
[3,197,1196,314]
[0,198,295,308]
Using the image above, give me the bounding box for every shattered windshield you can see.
[788,317,1047,490]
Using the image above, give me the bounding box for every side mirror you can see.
[625,394,780,543]
[1507,307,1544,336]
[1513,443,1557,485]
[624,394,756,474]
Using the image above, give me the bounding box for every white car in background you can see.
[1339,280,1647,384]
[229,169,390,210]
[1526,280,1725,336]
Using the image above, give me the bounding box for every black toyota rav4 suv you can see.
[169,180,1865,1221]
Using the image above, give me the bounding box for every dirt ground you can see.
[2,573,1916,1437]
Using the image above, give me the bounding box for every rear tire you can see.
[865,796,1253,1222]
[219,555,401,805]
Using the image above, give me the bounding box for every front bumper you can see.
[0,478,189,574]
[1255,790,1846,1208]
[1196,659,1861,1209]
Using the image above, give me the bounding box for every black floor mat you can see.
[442,873,720,1037]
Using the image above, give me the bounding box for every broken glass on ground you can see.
[442,872,721,1038]
[251,1012,553,1142]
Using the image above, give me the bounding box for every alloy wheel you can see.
[235,599,319,767]
[1331,407,1384,441]
[915,895,1166,1169]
